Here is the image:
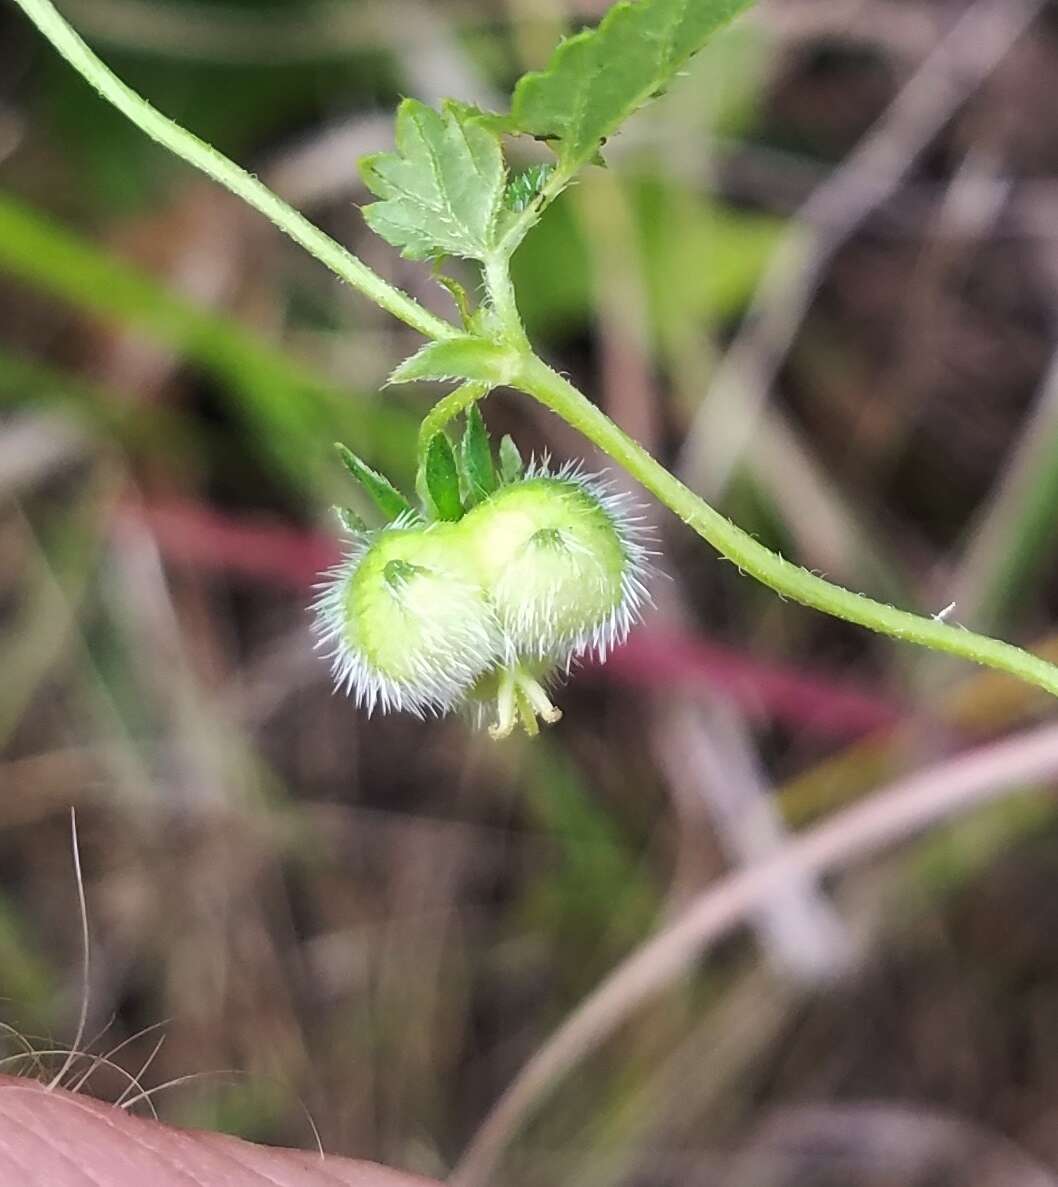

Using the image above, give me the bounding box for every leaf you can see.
[461,404,497,504]
[425,433,464,522]
[499,434,525,484]
[0,193,419,498]
[334,505,368,534]
[335,443,412,522]
[389,337,517,386]
[510,178,778,341]
[360,99,510,262]
[433,270,475,328]
[504,164,556,213]
[508,0,755,172]
[639,180,782,341]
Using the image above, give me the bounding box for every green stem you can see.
[10,0,458,344]
[515,352,1058,699]
[416,381,491,471]
[17,0,1058,705]
[484,256,530,350]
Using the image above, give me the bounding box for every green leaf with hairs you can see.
[433,270,475,328]
[499,434,525,485]
[461,403,497,504]
[335,443,412,522]
[389,337,516,386]
[334,505,368,535]
[361,99,510,262]
[509,0,755,172]
[425,433,464,521]
[504,164,556,212]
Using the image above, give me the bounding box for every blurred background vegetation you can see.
[3,1,1058,1184]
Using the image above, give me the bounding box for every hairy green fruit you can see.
[462,464,651,663]
[314,520,503,717]
[22,0,1058,743]
[313,461,653,735]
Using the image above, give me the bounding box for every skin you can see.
[0,1075,443,1187]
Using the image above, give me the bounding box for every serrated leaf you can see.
[335,443,412,522]
[389,337,517,386]
[360,99,510,262]
[461,404,497,505]
[504,164,556,213]
[425,433,464,521]
[499,435,524,485]
[509,0,755,171]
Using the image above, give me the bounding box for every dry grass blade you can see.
[952,343,1058,628]
[732,1102,1058,1187]
[677,0,1048,499]
[453,720,1058,1187]
[654,700,850,982]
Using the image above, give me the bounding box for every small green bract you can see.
[314,450,652,738]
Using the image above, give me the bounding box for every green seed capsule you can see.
[314,458,653,734]
[460,463,652,663]
[314,521,503,717]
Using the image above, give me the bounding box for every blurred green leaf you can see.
[170,1078,291,1144]
[0,894,56,1028]
[518,744,658,992]
[910,793,1056,900]
[40,40,397,215]
[509,199,591,339]
[0,193,417,492]
[0,345,196,460]
[512,176,781,342]
[635,177,782,344]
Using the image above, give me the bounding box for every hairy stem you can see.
[484,256,530,349]
[10,0,458,343]
[416,381,491,471]
[15,0,1058,704]
[514,353,1058,699]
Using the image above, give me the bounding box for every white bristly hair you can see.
[312,462,657,725]
[311,518,502,719]
[506,457,657,665]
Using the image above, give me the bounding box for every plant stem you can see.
[515,352,1058,699]
[484,256,530,349]
[10,0,458,344]
[16,0,1058,705]
[416,381,491,470]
